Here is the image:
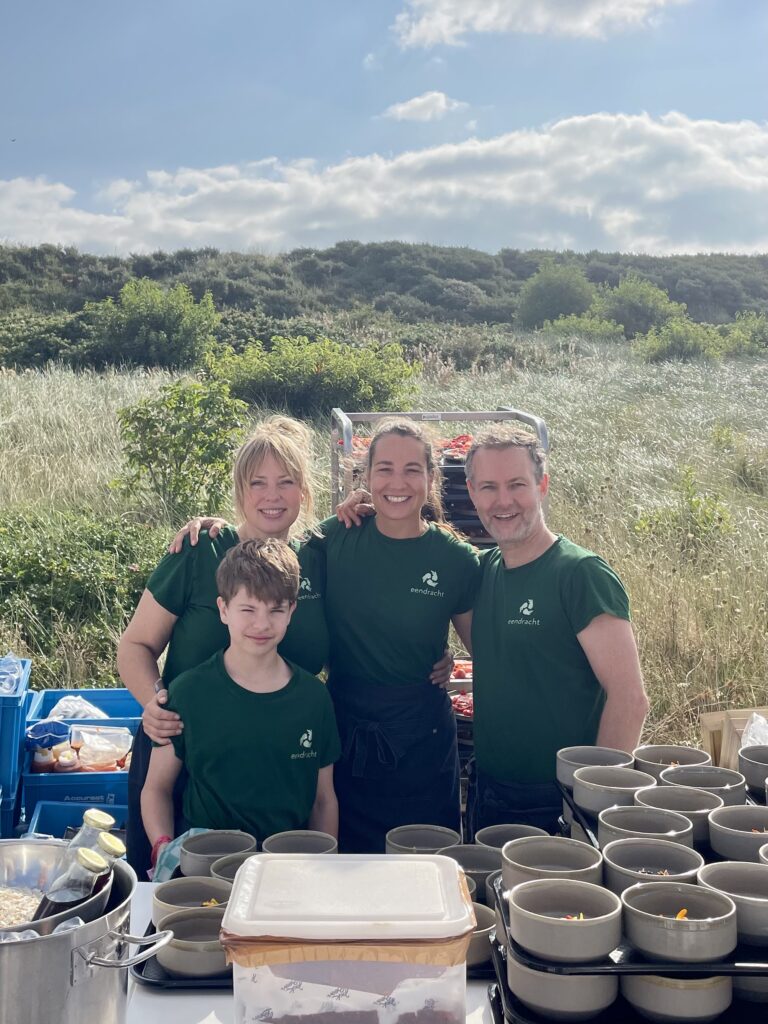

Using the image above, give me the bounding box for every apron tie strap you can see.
[343,718,405,777]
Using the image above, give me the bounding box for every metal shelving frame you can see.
[330,406,549,514]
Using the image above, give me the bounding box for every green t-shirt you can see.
[471,536,631,784]
[168,651,341,840]
[312,516,480,687]
[147,528,329,680]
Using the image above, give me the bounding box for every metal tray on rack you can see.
[491,875,768,978]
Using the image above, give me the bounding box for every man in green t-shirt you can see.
[464,427,649,834]
[141,538,340,869]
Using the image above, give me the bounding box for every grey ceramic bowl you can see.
[573,766,657,817]
[151,875,232,926]
[210,852,257,883]
[467,902,495,967]
[474,823,548,848]
[761,844,768,866]
[502,836,603,891]
[385,824,461,854]
[483,868,502,909]
[602,838,704,896]
[634,785,723,845]
[620,974,732,1023]
[508,878,622,963]
[261,830,337,854]
[708,805,768,862]
[437,843,502,903]
[556,746,634,790]
[659,765,746,806]
[632,745,711,782]
[156,906,231,978]
[179,830,257,877]
[597,806,693,849]
[698,861,768,946]
[621,882,736,962]
[738,746,768,794]
[507,955,618,1021]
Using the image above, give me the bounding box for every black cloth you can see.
[329,676,461,853]
[126,724,187,877]
[465,757,561,838]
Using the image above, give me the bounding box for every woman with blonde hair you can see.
[118,415,328,875]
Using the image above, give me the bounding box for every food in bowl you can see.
[0,884,44,929]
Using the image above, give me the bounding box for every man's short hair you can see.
[216,538,300,605]
[465,426,547,483]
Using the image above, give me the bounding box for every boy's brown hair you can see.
[215,538,300,605]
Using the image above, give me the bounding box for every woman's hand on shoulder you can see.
[142,690,184,744]
[168,516,229,553]
[335,488,375,529]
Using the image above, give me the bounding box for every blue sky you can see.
[1,0,766,254]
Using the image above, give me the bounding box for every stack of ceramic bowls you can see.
[437,843,502,904]
[506,879,622,1020]
[620,882,737,1021]
[699,861,768,1003]
[556,746,634,829]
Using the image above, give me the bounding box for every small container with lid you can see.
[221,854,476,1024]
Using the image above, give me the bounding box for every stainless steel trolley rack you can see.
[330,407,549,544]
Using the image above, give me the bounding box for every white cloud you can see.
[382,90,468,122]
[362,52,378,70]
[1,112,767,255]
[393,0,693,47]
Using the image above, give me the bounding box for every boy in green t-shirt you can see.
[141,538,340,869]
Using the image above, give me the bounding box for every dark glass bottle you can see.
[32,848,109,921]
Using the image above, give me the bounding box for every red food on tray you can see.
[451,691,473,718]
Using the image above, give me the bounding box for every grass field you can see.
[1,343,767,744]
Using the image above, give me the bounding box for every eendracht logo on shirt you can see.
[410,570,444,598]
[292,729,317,760]
[298,575,320,601]
[508,598,541,627]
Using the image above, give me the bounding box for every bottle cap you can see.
[77,848,109,874]
[97,831,126,859]
[83,808,116,831]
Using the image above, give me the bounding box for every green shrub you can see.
[117,378,247,519]
[633,467,731,553]
[593,274,685,339]
[0,309,86,368]
[635,318,725,363]
[722,311,768,355]
[209,334,417,414]
[0,510,165,686]
[540,314,625,344]
[517,263,595,329]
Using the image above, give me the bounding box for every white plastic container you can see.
[221,854,475,1024]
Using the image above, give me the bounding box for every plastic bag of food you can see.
[742,712,768,749]
[25,719,71,751]
[47,696,108,720]
[74,725,133,768]
[0,652,23,695]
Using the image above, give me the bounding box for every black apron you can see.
[465,758,561,837]
[126,724,187,877]
[329,676,461,853]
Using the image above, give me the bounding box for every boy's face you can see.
[217,587,296,656]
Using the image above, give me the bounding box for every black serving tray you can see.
[489,933,768,1024]
[130,920,233,990]
[491,875,768,978]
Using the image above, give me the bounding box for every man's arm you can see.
[141,743,184,848]
[577,614,649,752]
[307,765,338,838]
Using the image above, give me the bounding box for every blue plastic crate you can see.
[25,799,128,837]
[0,780,23,838]
[23,764,129,823]
[26,686,141,734]
[0,659,31,797]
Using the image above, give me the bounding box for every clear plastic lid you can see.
[222,853,475,941]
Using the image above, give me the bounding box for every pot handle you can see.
[79,928,174,969]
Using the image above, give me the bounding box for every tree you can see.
[83,278,219,368]
[593,274,685,339]
[516,263,594,329]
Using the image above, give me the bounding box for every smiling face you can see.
[467,446,549,549]
[240,452,303,540]
[366,433,431,536]
[218,586,295,657]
